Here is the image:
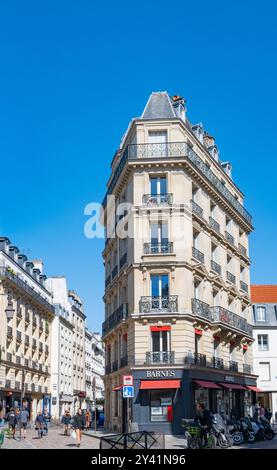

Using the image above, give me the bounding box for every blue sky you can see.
[0,1,276,331]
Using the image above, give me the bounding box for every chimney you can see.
[221,162,232,179]
[172,95,186,122]
[0,237,11,253]
[8,245,19,261]
[33,260,44,274]
[18,254,27,268]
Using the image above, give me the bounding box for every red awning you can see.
[140,380,181,390]
[194,380,222,389]
[247,386,263,393]
[112,385,123,391]
[219,383,246,390]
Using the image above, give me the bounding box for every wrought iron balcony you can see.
[0,267,54,313]
[192,247,204,263]
[102,303,129,336]
[227,271,236,284]
[213,357,224,369]
[185,352,207,367]
[243,363,252,374]
[225,231,235,245]
[112,265,118,279]
[192,299,253,337]
[139,295,178,314]
[144,242,173,254]
[120,355,128,368]
[238,243,247,256]
[191,199,204,218]
[211,260,222,275]
[146,351,175,365]
[240,280,248,293]
[209,216,220,233]
[229,361,238,372]
[142,193,173,205]
[103,142,253,227]
[119,253,127,269]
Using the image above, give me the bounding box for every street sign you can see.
[123,375,133,386]
[123,385,134,398]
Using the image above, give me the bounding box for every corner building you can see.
[102,92,258,434]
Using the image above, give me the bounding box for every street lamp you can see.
[5,293,15,320]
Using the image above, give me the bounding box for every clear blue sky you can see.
[0,1,276,331]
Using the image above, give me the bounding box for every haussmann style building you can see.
[102,92,258,434]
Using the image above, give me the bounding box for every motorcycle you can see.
[240,417,256,443]
[255,416,275,441]
[227,418,244,445]
[212,413,233,448]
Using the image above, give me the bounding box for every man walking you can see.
[6,408,18,439]
[19,407,29,439]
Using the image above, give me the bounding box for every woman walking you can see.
[61,410,72,436]
[73,408,84,447]
[85,409,91,431]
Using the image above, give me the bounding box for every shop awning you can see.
[140,380,181,390]
[219,383,246,390]
[247,386,263,393]
[112,385,123,391]
[194,380,222,389]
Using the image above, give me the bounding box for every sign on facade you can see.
[123,386,134,398]
[123,375,133,386]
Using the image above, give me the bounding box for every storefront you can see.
[130,367,258,434]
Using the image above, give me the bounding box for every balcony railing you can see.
[211,260,222,275]
[191,299,253,337]
[145,351,175,365]
[229,361,238,372]
[209,216,220,232]
[139,295,178,314]
[105,275,111,289]
[142,193,173,205]
[144,242,173,254]
[185,353,207,367]
[192,247,204,263]
[240,280,248,293]
[0,267,54,313]
[119,253,127,269]
[120,355,128,368]
[103,143,253,226]
[213,357,224,369]
[243,363,252,374]
[238,243,247,256]
[102,303,129,336]
[112,265,118,279]
[191,199,204,218]
[225,231,235,245]
[227,271,236,284]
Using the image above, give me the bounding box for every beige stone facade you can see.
[102,92,257,433]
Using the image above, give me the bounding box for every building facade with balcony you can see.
[85,330,105,409]
[251,285,277,421]
[0,237,54,420]
[102,92,257,434]
[45,277,74,418]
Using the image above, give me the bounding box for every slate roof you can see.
[141,92,178,119]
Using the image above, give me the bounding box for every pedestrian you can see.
[259,402,266,417]
[265,408,272,422]
[43,408,51,435]
[196,403,213,446]
[19,407,29,439]
[35,411,46,438]
[85,409,91,430]
[6,408,18,439]
[61,410,72,436]
[73,408,84,447]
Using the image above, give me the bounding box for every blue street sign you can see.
[123,385,134,398]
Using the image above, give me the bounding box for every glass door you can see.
[148,131,167,157]
[151,274,169,310]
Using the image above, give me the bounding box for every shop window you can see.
[150,389,174,422]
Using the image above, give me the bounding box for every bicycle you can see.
[181,419,216,449]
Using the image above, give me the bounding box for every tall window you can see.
[258,334,269,351]
[151,274,169,298]
[150,222,168,250]
[194,280,200,299]
[256,306,266,322]
[150,176,167,195]
[213,338,220,358]
[148,131,167,157]
[230,343,236,361]
[259,362,271,381]
[151,330,170,353]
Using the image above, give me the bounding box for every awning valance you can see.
[112,385,123,391]
[194,380,222,389]
[247,386,263,393]
[140,380,181,390]
[219,383,246,390]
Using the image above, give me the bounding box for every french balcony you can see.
[213,357,224,369]
[225,231,235,245]
[229,361,238,372]
[211,260,222,275]
[227,271,236,285]
[209,216,220,233]
[7,327,13,338]
[238,243,248,257]
[191,199,204,218]
[191,299,253,337]
[119,253,127,270]
[243,363,252,374]
[185,352,207,367]
[144,242,173,255]
[112,265,118,279]
[120,355,128,368]
[240,280,248,293]
[142,193,173,206]
[146,351,175,365]
[102,303,129,336]
[139,295,178,314]
[105,275,111,289]
[112,360,118,372]
[192,247,205,263]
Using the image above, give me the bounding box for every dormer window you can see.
[192,123,204,144]
[256,306,266,322]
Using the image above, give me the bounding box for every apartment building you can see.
[102,92,258,434]
[69,290,86,412]
[85,330,105,408]
[251,285,277,421]
[45,277,74,418]
[0,237,54,420]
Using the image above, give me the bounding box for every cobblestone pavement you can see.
[2,425,100,449]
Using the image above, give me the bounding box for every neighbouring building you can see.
[0,237,54,420]
[69,290,86,412]
[102,92,257,434]
[85,330,105,409]
[251,285,277,421]
[46,277,74,418]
